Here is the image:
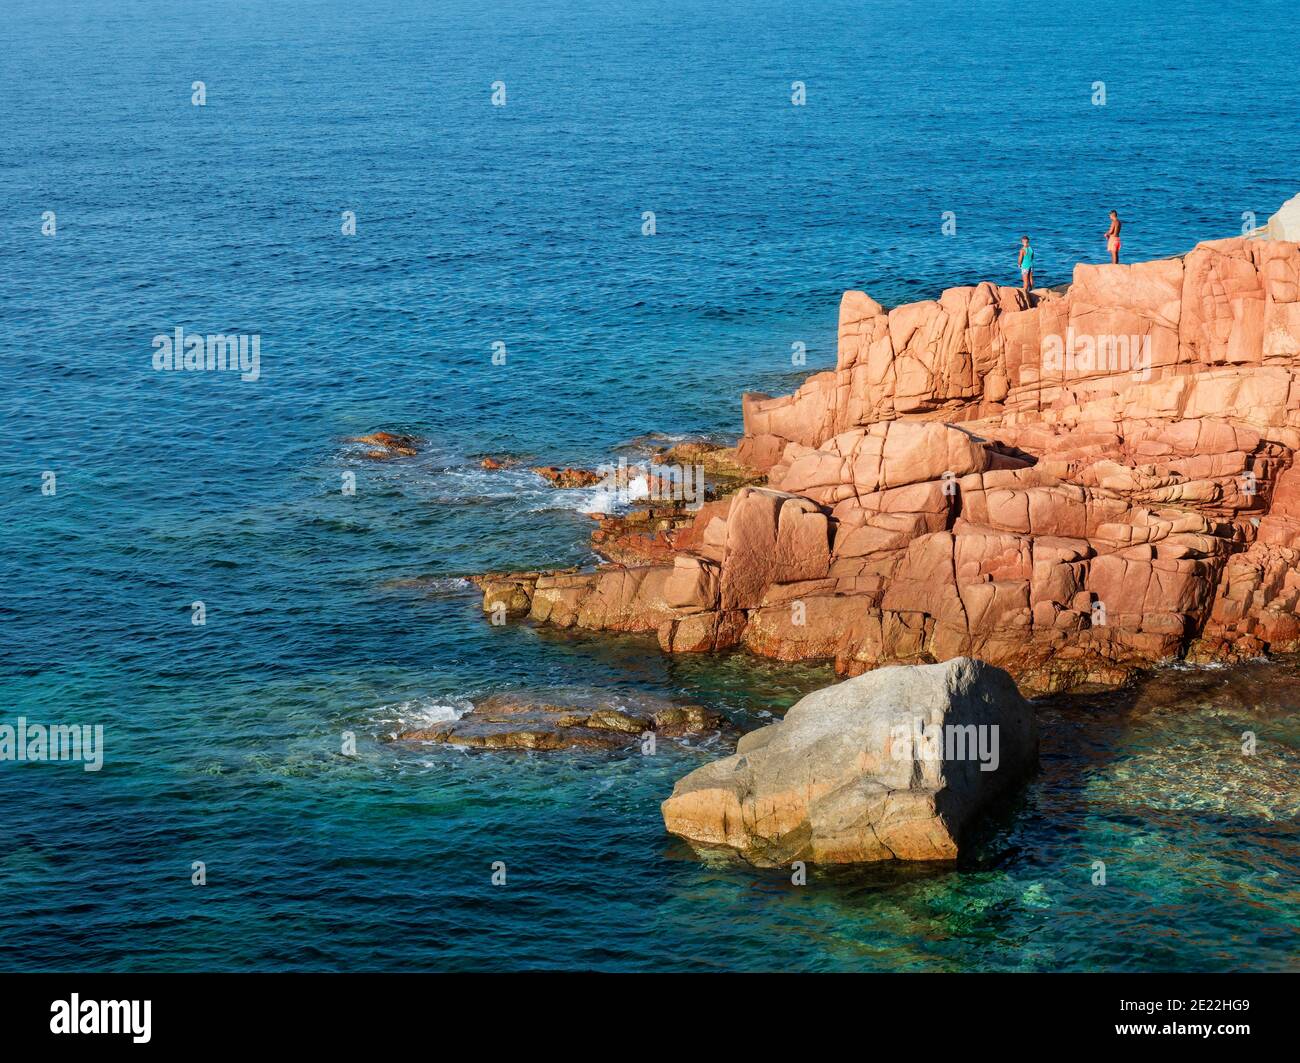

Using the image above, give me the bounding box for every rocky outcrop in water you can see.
[346,430,422,460]
[396,692,724,751]
[531,466,604,488]
[482,234,1300,693]
[661,657,1038,865]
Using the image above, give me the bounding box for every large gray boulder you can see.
[661,657,1038,866]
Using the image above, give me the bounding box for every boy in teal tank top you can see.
[1018,236,1035,293]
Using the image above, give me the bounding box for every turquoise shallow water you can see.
[2,0,1299,971]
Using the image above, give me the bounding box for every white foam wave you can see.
[371,695,475,736]
[422,576,475,592]
[528,484,622,514]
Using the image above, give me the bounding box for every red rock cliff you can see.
[488,235,1300,692]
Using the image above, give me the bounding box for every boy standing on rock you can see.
[1106,210,1123,263]
[1018,235,1035,293]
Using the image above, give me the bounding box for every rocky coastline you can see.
[476,233,1300,696]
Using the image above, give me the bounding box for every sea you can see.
[1,0,1297,970]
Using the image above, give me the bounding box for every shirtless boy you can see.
[1106,210,1122,263]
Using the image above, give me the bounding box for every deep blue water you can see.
[1,0,1298,971]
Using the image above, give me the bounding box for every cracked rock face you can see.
[660,657,1037,866]
[480,235,1300,693]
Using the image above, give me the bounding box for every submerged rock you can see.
[661,657,1038,866]
[396,692,725,751]
[346,430,421,460]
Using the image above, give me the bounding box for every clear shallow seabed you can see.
[2,0,1298,971]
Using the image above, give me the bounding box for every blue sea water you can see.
[2,0,1298,971]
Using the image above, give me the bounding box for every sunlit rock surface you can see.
[661,658,1038,866]
[483,235,1300,693]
